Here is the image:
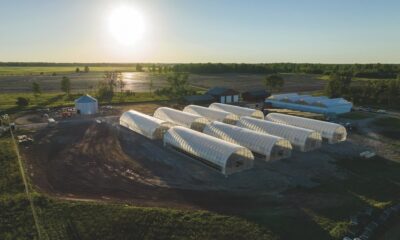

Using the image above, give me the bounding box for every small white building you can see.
[75,95,98,115]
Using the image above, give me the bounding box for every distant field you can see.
[188,73,326,93]
[0,66,138,75]
[0,72,168,93]
[0,71,326,93]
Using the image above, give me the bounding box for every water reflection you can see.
[120,72,166,92]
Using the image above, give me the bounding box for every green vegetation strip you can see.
[8,128,43,238]
[372,117,400,130]
[339,111,373,120]
[0,92,169,113]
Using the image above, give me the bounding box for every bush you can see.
[15,97,29,107]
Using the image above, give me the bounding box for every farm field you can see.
[3,102,397,240]
[0,66,139,75]
[0,67,326,93]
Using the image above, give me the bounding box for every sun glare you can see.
[108,6,145,46]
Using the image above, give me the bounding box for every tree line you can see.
[325,73,400,108]
[172,63,400,79]
[2,62,400,79]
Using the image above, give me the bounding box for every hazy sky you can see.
[1,0,399,63]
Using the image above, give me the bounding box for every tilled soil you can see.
[23,119,353,211]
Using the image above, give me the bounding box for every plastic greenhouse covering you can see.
[120,110,172,139]
[265,113,347,144]
[236,117,322,152]
[203,121,292,161]
[183,105,239,124]
[154,107,210,131]
[209,103,264,119]
[163,126,254,175]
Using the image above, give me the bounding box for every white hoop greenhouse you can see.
[183,105,239,124]
[209,103,264,119]
[154,107,210,131]
[120,110,172,139]
[265,113,347,144]
[164,126,254,175]
[237,117,322,152]
[203,121,292,161]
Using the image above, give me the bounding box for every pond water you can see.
[121,72,167,92]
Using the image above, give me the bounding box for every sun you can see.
[108,6,145,46]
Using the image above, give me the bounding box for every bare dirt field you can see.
[0,72,325,93]
[22,116,365,211]
[188,73,326,92]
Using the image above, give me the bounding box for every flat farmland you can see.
[0,71,326,93]
[188,73,326,92]
[0,72,168,93]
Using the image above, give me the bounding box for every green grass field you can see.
[0,92,169,114]
[339,111,374,120]
[371,117,400,141]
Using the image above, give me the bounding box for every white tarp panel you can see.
[237,116,322,152]
[265,113,347,144]
[154,107,210,131]
[183,105,239,124]
[209,103,264,119]
[120,110,171,139]
[203,121,292,161]
[164,126,254,175]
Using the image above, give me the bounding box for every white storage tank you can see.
[75,95,98,115]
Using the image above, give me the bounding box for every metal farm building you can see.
[75,95,98,115]
[265,113,347,144]
[154,107,210,131]
[209,103,264,119]
[183,105,239,124]
[237,117,322,152]
[120,110,172,139]
[265,93,352,115]
[164,126,254,175]
[203,121,292,161]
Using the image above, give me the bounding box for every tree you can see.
[75,67,80,73]
[96,71,117,102]
[61,76,71,96]
[116,72,125,93]
[158,72,193,98]
[151,64,156,72]
[135,64,143,72]
[265,74,284,92]
[84,66,90,73]
[324,72,352,98]
[16,97,29,107]
[149,78,154,94]
[32,82,41,96]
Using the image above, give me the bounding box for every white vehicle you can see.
[360,151,376,159]
[377,109,386,114]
